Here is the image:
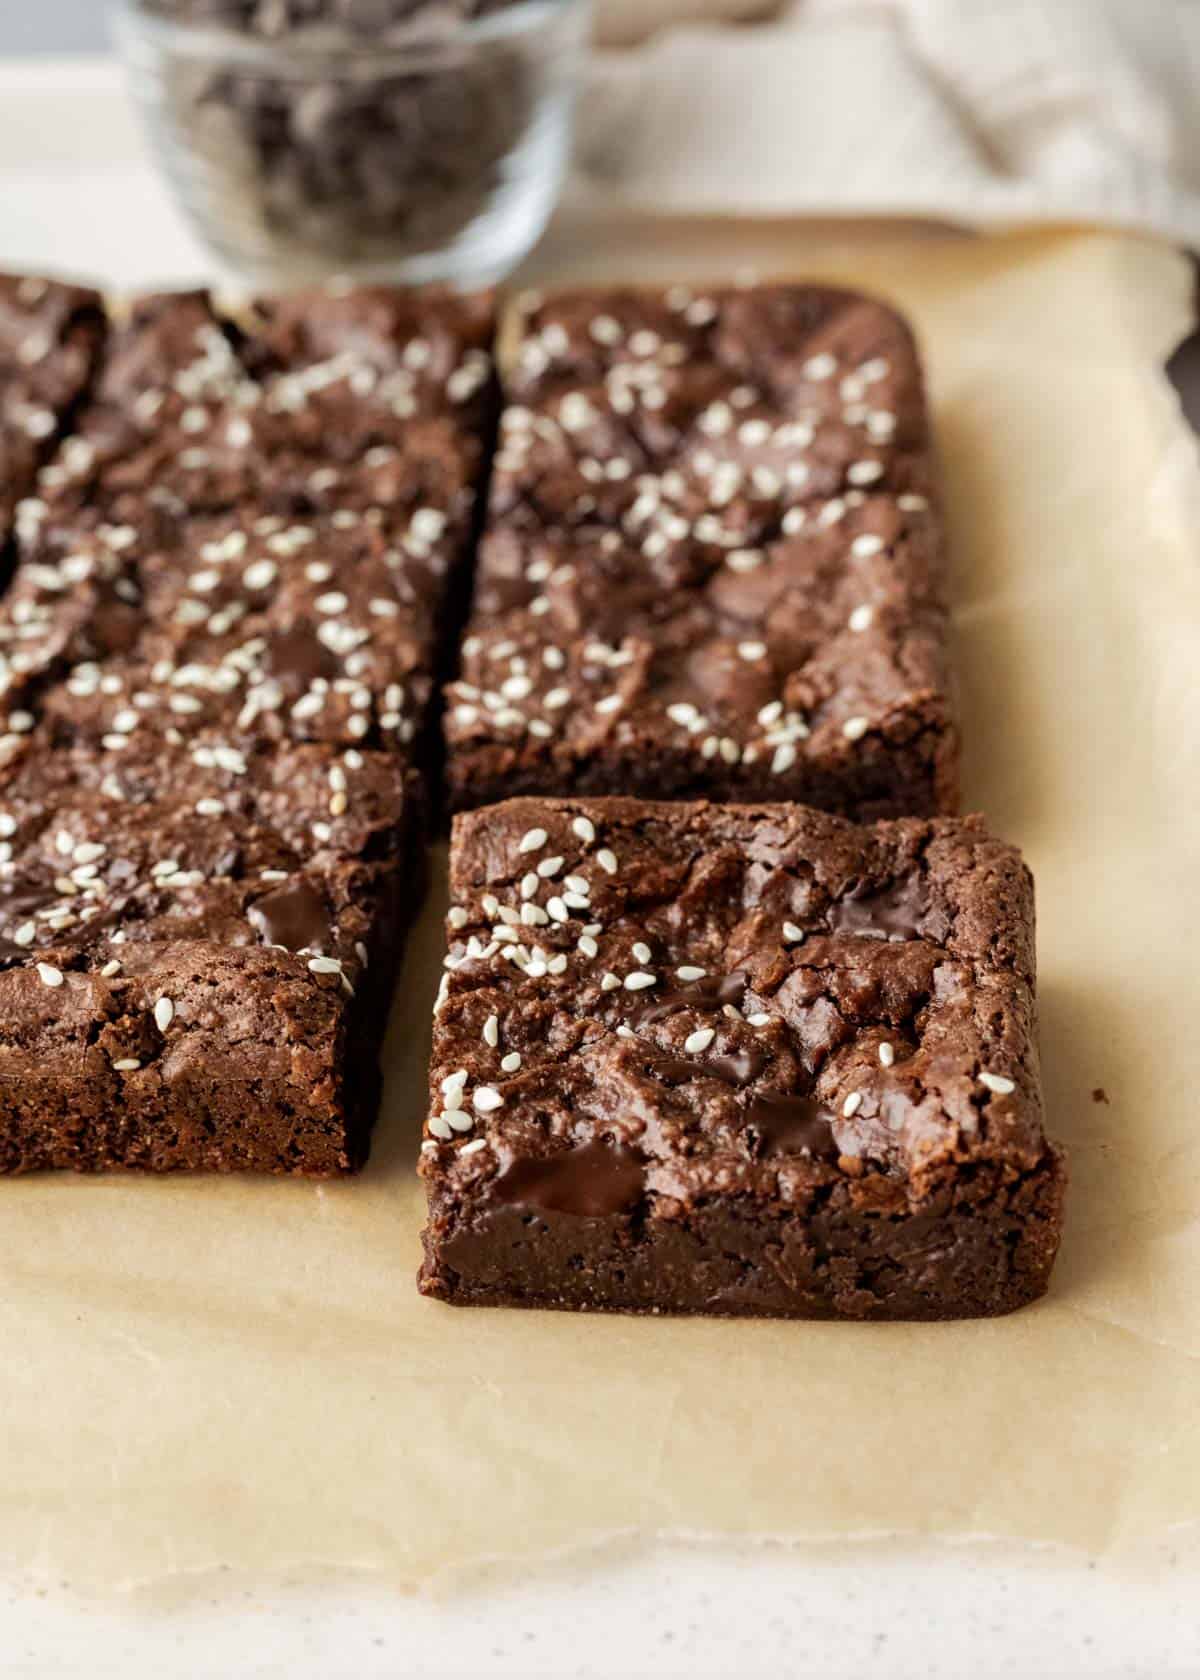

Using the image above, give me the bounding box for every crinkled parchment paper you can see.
[2,228,1198,1593]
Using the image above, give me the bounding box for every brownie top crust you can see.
[422,797,1050,1220]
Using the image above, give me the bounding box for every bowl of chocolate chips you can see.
[115,0,590,285]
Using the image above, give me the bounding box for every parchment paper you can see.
[3,228,1198,1593]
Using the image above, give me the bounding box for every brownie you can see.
[445,284,958,821]
[0,272,104,547]
[419,797,1065,1320]
[0,280,495,1174]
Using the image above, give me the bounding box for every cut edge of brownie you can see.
[418,796,1065,1321]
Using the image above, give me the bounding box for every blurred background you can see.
[1,6,111,53]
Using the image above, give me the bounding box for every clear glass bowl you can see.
[114,0,590,287]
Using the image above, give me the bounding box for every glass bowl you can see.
[114,0,591,287]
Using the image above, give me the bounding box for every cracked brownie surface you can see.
[445,284,958,820]
[419,797,1065,1319]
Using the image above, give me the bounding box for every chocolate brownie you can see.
[0,280,495,1174]
[445,284,958,821]
[419,797,1065,1319]
[0,273,104,548]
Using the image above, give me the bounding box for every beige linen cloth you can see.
[583,0,1200,240]
[4,224,1199,1590]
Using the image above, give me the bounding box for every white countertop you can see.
[0,56,1197,1680]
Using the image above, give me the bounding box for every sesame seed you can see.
[676,966,707,981]
[782,923,805,944]
[979,1071,1015,1095]
[483,1014,499,1047]
[727,549,765,573]
[36,963,63,988]
[448,906,468,929]
[578,935,599,958]
[195,798,224,816]
[112,1058,142,1072]
[843,716,870,741]
[771,743,797,775]
[428,1114,453,1140]
[684,1027,715,1055]
[13,922,35,947]
[600,972,621,992]
[459,1137,488,1157]
[154,997,175,1032]
[738,642,767,662]
[898,493,928,511]
[632,942,652,964]
[500,1052,522,1073]
[842,1092,862,1118]
[624,971,657,990]
[851,533,884,557]
[802,352,837,380]
[597,848,618,874]
[848,605,873,633]
[518,827,547,854]
[879,1042,895,1067]
[307,956,343,976]
[848,461,884,486]
[473,1086,504,1113]
[746,1012,772,1027]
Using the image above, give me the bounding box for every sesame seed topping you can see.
[979,1071,1015,1095]
[624,971,657,990]
[684,1027,715,1055]
[307,956,343,976]
[842,1092,862,1118]
[448,906,468,929]
[597,848,618,874]
[112,1058,142,1072]
[154,997,175,1032]
[879,1042,895,1067]
[632,942,652,964]
[483,1014,499,1047]
[842,716,870,741]
[518,827,547,854]
[851,533,884,557]
[459,1137,488,1157]
[676,965,706,981]
[746,1012,772,1027]
[428,1114,453,1140]
[473,1086,504,1113]
[782,923,805,944]
[848,605,874,632]
[36,963,63,988]
[500,1052,522,1073]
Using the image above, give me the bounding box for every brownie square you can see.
[419,797,1065,1320]
[445,284,958,822]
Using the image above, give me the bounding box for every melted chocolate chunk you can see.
[633,970,748,1027]
[491,1139,645,1217]
[248,879,332,953]
[745,1093,838,1160]
[651,1046,768,1088]
[828,875,926,941]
